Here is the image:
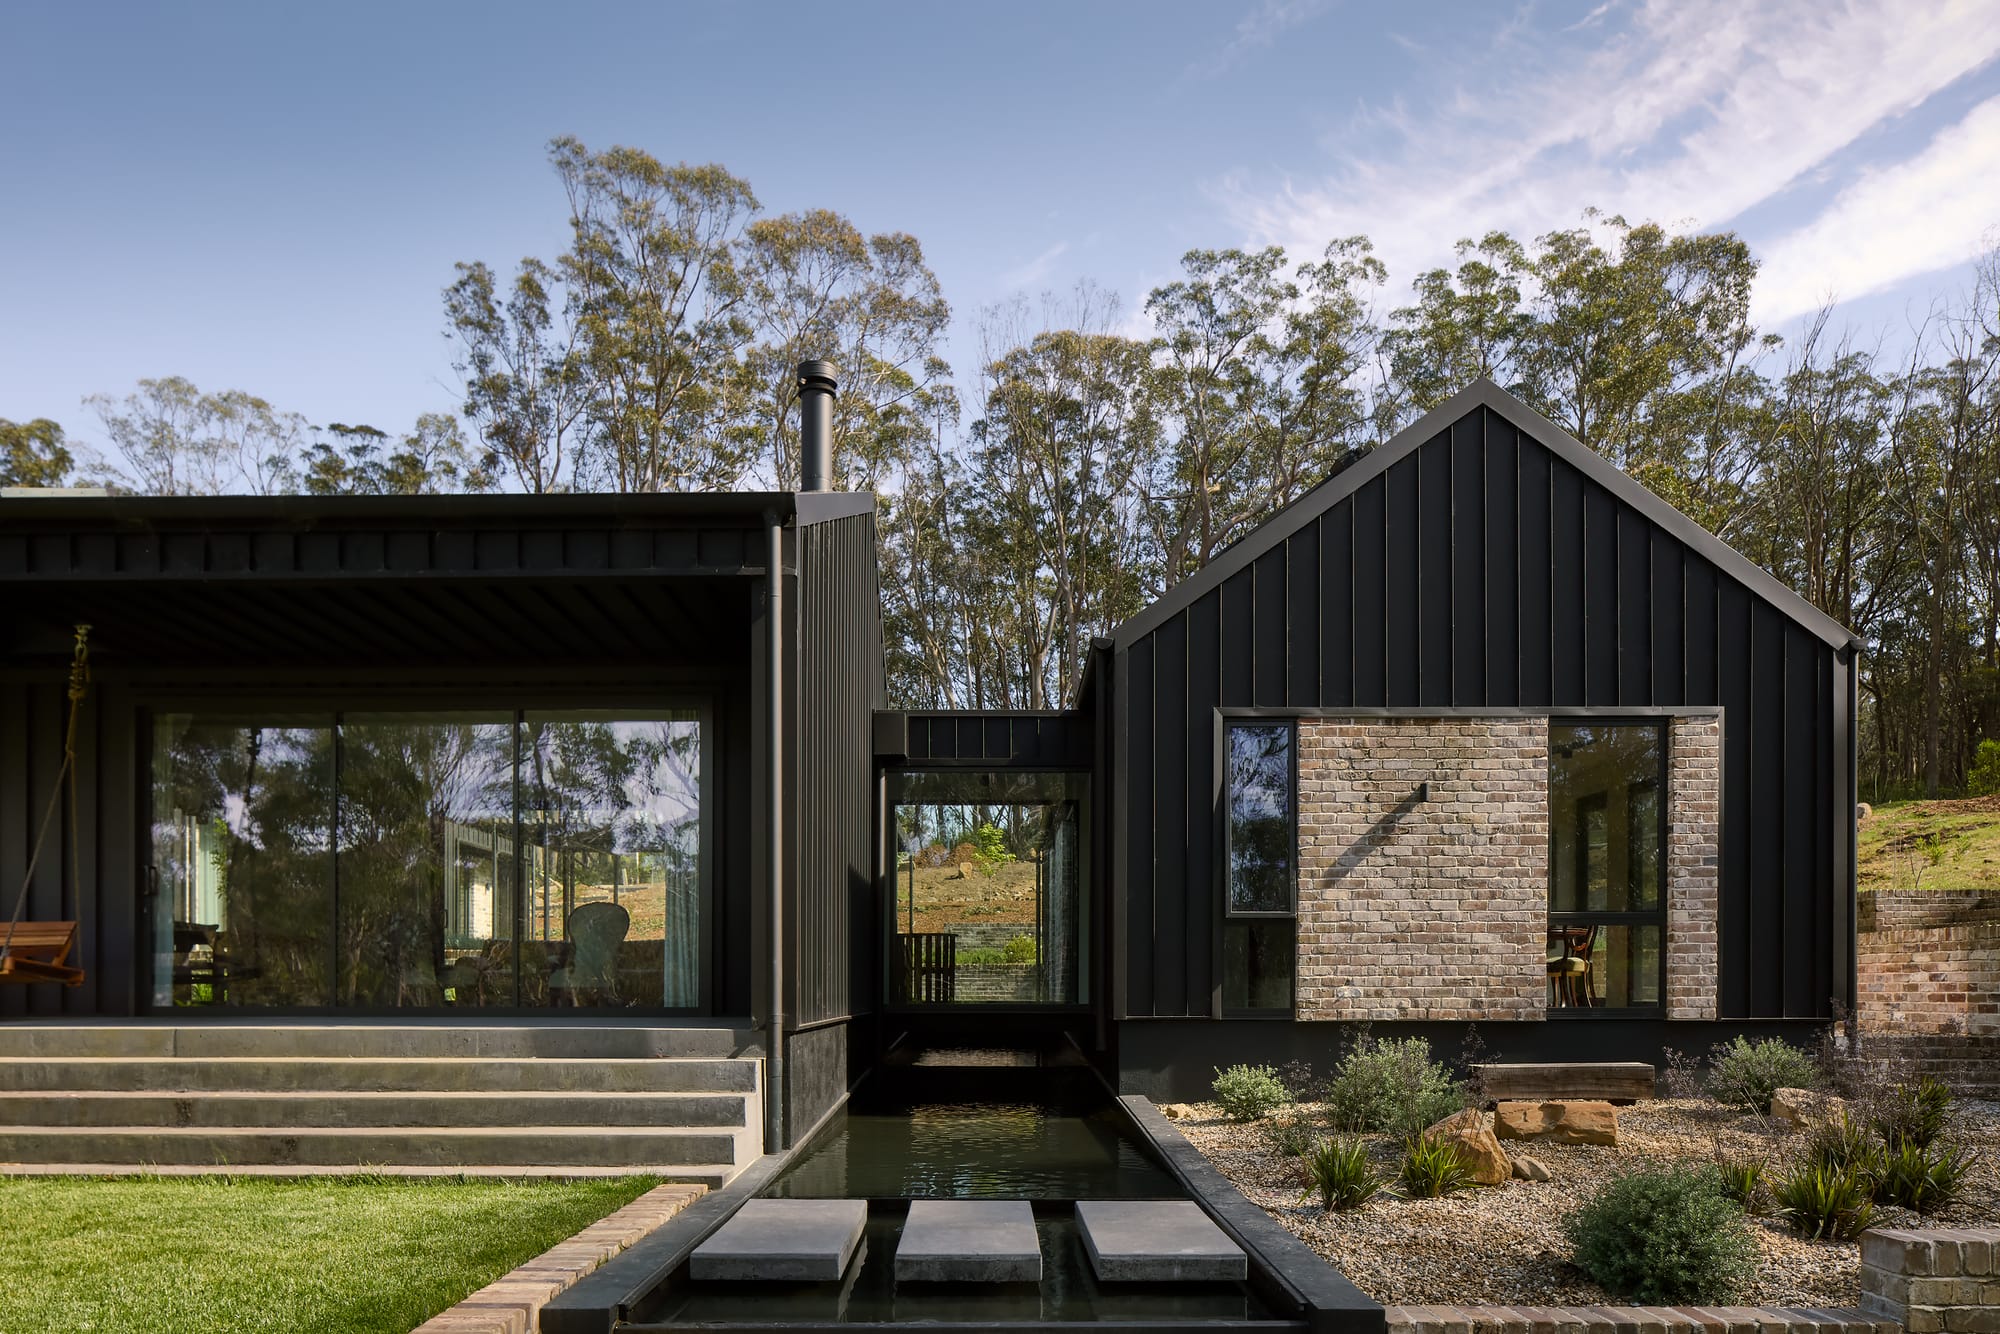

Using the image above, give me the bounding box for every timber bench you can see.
[1473,1062,1656,1103]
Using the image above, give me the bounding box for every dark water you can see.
[644,1208,1277,1325]
[767,1098,1182,1201]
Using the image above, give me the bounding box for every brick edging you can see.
[1385,1305,1895,1334]
[414,1183,706,1334]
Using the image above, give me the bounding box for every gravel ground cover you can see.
[1170,1096,2000,1307]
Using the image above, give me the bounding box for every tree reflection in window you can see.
[1227,723,1294,915]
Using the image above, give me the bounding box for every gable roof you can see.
[1112,378,1862,653]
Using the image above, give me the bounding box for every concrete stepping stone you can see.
[1075,1200,1246,1282]
[689,1198,868,1281]
[894,1200,1041,1283]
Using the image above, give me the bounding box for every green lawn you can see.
[1858,796,2000,891]
[0,1174,659,1334]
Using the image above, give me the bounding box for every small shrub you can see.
[1771,1162,1876,1240]
[1873,1139,1973,1215]
[1707,1037,1818,1114]
[1660,1045,1706,1100]
[969,823,1015,867]
[1563,1165,1757,1303]
[1324,1036,1465,1135]
[1800,1110,1883,1183]
[1264,1106,1319,1159]
[1212,1063,1291,1121]
[1000,934,1037,965]
[1395,1134,1474,1199]
[1712,1157,1766,1213]
[1275,1058,1319,1101]
[1967,738,2000,797]
[1872,1077,1953,1151]
[1300,1136,1379,1210]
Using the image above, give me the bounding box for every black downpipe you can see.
[798,360,837,493]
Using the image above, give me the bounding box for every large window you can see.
[1223,721,1295,1013]
[887,770,1086,1007]
[1547,721,1665,1009]
[150,707,705,1010]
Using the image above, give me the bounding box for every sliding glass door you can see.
[149,706,707,1011]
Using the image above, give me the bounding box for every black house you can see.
[0,377,1858,1133]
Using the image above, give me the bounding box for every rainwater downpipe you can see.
[765,507,785,1151]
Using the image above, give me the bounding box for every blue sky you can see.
[3,1,1997,446]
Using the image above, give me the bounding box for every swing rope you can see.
[0,625,89,967]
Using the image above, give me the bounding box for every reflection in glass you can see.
[151,716,335,1007]
[1226,724,1293,915]
[1223,917,1294,1012]
[337,715,514,1007]
[887,771,1087,1006]
[1547,722,1666,1009]
[522,712,704,1009]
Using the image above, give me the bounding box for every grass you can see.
[1856,796,2000,891]
[0,1173,660,1334]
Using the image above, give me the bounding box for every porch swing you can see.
[0,625,91,987]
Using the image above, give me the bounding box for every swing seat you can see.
[0,921,85,986]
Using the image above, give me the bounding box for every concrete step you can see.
[0,1056,762,1094]
[0,1124,757,1169]
[0,1089,753,1129]
[0,1024,759,1061]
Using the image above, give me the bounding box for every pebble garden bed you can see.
[1168,1095,2000,1308]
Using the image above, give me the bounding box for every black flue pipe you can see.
[798,360,837,492]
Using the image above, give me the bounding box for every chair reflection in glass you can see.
[551,901,630,1006]
[1546,925,1598,1007]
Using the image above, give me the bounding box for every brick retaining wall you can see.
[1857,891,2000,1037]
[1665,717,1721,1019]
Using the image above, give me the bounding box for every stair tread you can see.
[0,1162,743,1179]
[0,1055,755,1064]
[0,1088,746,1098]
[0,1125,746,1136]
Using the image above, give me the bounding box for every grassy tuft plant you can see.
[1264,1106,1319,1159]
[1299,1136,1379,1211]
[1394,1134,1475,1199]
[1211,1063,1292,1121]
[1706,1036,1818,1115]
[1563,1165,1757,1303]
[1771,1162,1876,1240]
[1800,1109,1883,1183]
[1872,1139,1973,1215]
[1323,1036,1465,1136]
[1712,1157,1766,1213]
[1871,1077,1954,1152]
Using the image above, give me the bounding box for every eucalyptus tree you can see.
[0,417,72,487]
[739,210,954,492]
[86,377,305,495]
[444,256,588,494]
[301,414,493,496]
[551,137,760,492]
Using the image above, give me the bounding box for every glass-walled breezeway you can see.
[149,708,707,1011]
[886,770,1087,1007]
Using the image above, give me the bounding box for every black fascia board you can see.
[0,490,809,530]
[1109,378,1863,654]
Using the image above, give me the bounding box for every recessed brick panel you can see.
[1296,717,1550,1022]
[1666,716,1722,1019]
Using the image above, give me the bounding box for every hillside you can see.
[1857,795,2000,891]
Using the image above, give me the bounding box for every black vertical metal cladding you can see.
[797,360,838,493]
[1107,384,1862,1025]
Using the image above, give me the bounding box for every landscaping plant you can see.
[1563,1165,1757,1303]
[1394,1133,1475,1198]
[1323,1036,1464,1135]
[1706,1036,1818,1115]
[1264,1106,1319,1159]
[1712,1156,1766,1213]
[1800,1109,1883,1183]
[1872,1139,1973,1215]
[1771,1162,1876,1240]
[1211,1063,1292,1121]
[1300,1136,1379,1211]
[1871,1076,1953,1151]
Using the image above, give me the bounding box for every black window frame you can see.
[1219,718,1298,1017]
[1222,719,1298,919]
[1547,717,1669,1014]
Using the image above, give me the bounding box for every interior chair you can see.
[551,901,630,1006]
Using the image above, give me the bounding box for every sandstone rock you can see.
[1510,1155,1552,1182]
[1771,1086,1845,1129]
[1421,1107,1511,1186]
[1160,1103,1187,1120]
[1493,1100,1619,1145]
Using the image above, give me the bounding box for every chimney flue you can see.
[797,359,837,492]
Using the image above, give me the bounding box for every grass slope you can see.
[0,1174,658,1334]
[1857,795,2000,891]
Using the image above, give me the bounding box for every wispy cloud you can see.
[1213,0,2000,317]
[1000,241,1070,292]
[1187,0,1337,80]
[1753,94,2000,323]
